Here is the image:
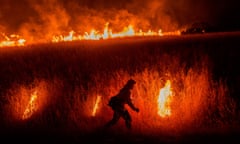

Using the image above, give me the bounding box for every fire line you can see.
[1,23,180,48]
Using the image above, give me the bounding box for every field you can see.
[0,32,240,143]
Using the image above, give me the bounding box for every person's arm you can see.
[127,97,139,112]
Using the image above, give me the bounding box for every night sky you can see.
[0,0,239,34]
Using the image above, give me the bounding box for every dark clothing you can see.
[108,88,137,111]
[106,82,139,129]
[106,107,132,129]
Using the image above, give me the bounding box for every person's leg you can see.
[105,111,120,128]
[123,110,132,129]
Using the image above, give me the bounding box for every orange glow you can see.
[22,90,38,120]
[158,80,173,117]
[1,23,181,47]
[92,95,101,117]
[51,23,180,43]
[51,24,163,42]
[0,33,26,47]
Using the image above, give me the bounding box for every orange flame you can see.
[51,23,181,43]
[0,33,26,47]
[158,80,173,117]
[22,90,38,120]
[92,95,101,117]
[1,23,180,47]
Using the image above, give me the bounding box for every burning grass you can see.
[0,35,239,138]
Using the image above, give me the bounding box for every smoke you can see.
[132,0,179,31]
[0,0,238,42]
[18,0,70,43]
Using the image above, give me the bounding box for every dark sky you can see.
[0,0,239,36]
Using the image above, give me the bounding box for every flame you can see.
[158,80,173,117]
[92,95,101,117]
[22,90,38,120]
[51,23,180,43]
[0,23,180,47]
[0,33,26,47]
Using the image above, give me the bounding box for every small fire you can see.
[92,95,101,117]
[158,80,173,117]
[0,33,26,47]
[22,90,38,120]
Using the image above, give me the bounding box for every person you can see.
[105,79,139,129]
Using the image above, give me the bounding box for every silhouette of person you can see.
[105,79,139,129]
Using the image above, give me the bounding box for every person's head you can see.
[125,79,136,89]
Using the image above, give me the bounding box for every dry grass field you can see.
[0,32,240,143]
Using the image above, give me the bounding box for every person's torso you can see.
[110,89,131,108]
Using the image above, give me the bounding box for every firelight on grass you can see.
[92,95,102,117]
[22,90,38,120]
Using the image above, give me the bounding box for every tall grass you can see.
[0,37,238,136]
